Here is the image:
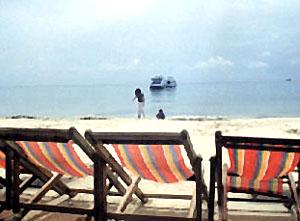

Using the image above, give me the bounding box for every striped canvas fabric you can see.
[227,143,300,194]
[0,150,5,168]
[111,144,193,183]
[228,176,283,194]
[14,141,93,177]
[17,141,93,177]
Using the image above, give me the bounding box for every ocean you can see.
[1,80,299,119]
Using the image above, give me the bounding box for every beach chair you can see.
[209,131,300,221]
[0,127,146,220]
[85,129,209,221]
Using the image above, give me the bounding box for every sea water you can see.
[0,80,299,119]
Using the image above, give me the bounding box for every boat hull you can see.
[150,85,165,90]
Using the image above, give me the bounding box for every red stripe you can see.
[262,152,284,180]
[48,142,82,176]
[174,145,193,178]
[227,149,236,174]
[242,150,257,179]
[113,144,126,167]
[66,141,93,175]
[228,176,238,190]
[277,179,283,194]
[289,153,300,173]
[0,152,5,168]
[24,142,65,174]
[127,145,157,181]
[258,180,269,193]
[241,177,250,190]
[150,145,178,182]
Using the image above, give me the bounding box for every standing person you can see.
[132,88,145,119]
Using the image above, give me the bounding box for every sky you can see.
[1,0,300,85]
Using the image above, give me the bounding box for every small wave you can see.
[79,115,108,120]
[170,115,226,121]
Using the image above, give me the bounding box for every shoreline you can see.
[2,114,300,121]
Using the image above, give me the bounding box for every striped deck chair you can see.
[210,131,300,221]
[0,127,146,221]
[0,151,6,188]
[85,129,209,221]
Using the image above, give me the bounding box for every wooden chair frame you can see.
[0,127,145,221]
[85,129,209,221]
[209,130,300,221]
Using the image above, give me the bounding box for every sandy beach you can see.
[0,117,299,220]
[1,116,300,159]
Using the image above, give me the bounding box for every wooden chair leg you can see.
[220,164,228,221]
[90,140,147,203]
[208,157,216,221]
[17,173,63,219]
[187,189,197,218]
[288,173,300,221]
[19,175,37,193]
[116,176,141,213]
[106,167,126,196]
[0,177,6,187]
[29,173,63,204]
[201,168,209,202]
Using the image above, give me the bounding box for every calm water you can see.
[0,81,299,118]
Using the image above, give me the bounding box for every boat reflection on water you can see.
[149,85,177,103]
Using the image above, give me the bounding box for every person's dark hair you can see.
[135,88,141,95]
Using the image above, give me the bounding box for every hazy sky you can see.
[1,0,300,85]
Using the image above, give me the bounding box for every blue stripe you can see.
[122,144,145,178]
[234,149,239,174]
[253,150,263,180]
[61,143,91,175]
[275,151,288,178]
[267,180,273,193]
[43,142,69,174]
[145,145,168,182]
[248,150,261,187]
[168,145,190,179]
[23,141,44,165]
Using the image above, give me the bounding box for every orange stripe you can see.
[17,141,43,167]
[47,142,82,176]
[116,144,139,176]
[126,144,157,181]
[23,141,64,173]
[140,145,164,182]
[0,150,5,168]
[164,145,184,181]
[65,142,93,175]
[149,145,177,182]
[173,145,193,179]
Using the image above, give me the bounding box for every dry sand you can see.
[0,117,299,220]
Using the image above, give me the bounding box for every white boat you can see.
[149,75,166,89]
[165,76,177,88]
